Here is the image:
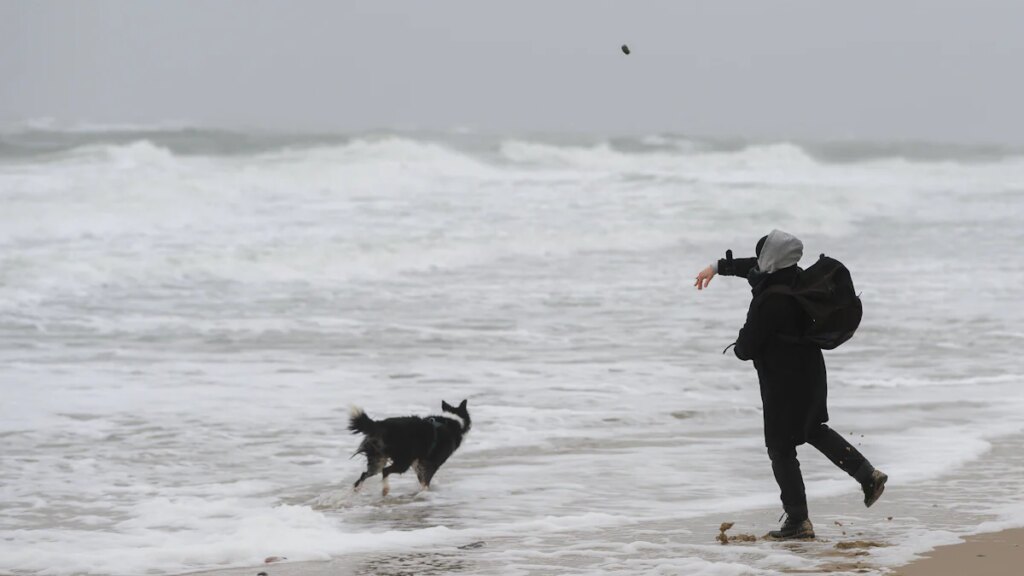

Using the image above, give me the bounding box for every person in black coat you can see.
[695,230,888,539]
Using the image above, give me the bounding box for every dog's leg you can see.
[381,465,397,497]
[414,461,427,491]
[354,454,384,492]
[353,470,375,492]
[381,458,412,497]
[415,461,439,491]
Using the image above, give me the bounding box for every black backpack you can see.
[764,255,863,350]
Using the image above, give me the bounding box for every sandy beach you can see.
[895,528,1024,576]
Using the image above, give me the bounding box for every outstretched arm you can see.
[717,255,758,278]
[694,253,758,290]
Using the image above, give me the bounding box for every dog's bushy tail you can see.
[348,406,375,435]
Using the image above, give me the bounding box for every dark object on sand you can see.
[264,556,286,563]
[621,44,630,55]
[257,572,268,576]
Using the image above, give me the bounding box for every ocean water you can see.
[1,129,1023,575]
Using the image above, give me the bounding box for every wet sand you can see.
[179,431,1024,576]
[184,528,1024,576]
[894,528,1024,576]
[184,543,499,576]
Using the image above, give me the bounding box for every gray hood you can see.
[756,229,803,273]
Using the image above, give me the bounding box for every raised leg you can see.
[807,424,886,507]
[353,455,385,491]
[806,424,874,483]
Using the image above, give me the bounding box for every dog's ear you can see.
[442,400,454,413]
[458,399,468,411]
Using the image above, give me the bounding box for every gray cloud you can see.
[2,0,1022,143]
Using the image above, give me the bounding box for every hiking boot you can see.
[862,469,888,508]
[766,515,815,540]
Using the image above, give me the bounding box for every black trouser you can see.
[767,424,874,520]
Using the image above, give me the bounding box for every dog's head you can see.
[441,399,471,433]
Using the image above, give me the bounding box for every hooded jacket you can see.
[718,231,829,448]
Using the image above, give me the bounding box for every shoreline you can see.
[182,525,1024,576]
[177,429,1024,576]
[893,527,1024,576]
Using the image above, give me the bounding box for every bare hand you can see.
[694,265,715,290]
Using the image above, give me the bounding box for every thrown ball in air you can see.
[621,44,630,55]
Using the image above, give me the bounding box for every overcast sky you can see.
[2,0,1022,143]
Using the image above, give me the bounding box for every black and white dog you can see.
[348,400,471,496]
